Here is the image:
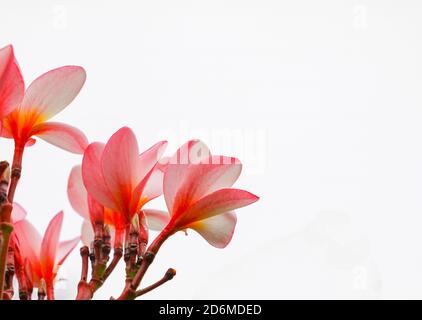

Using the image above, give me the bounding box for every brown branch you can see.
[38,288,46,300]
[102,247,122,281]
[7,145,24,203]
[115,227,173,300]
[3,243,15,299]
[0,203,13,300]
[80,246,89,282]
[135,268,176,298]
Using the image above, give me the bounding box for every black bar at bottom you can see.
[0,300,415,319]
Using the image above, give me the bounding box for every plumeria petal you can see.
[11,202,27,223]
[40,211,64,281]
[142,209,170,231]
[164,140,210,214]
[129,141,168,214]
[67,165,89,219]
[172,156,242,217]
[140,165,166,201]
[156,156,170,172]
[176,188,259,227]
[24,258,35,288]
[129,169,154,219]
[81,219,94,246]
[142,156,169,199]
[0,45,24,117]
[101,127,139,215]
[189,211,237,248]
[26,138,36,147]
[56,237,80,266]
[20,66,86,120]
[13,219,43,279]
[135,141,168,186]
[31,121,88,154]
[88,195,104,225]
[82,142,116,211]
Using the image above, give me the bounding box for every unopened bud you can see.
[165,268,176,280]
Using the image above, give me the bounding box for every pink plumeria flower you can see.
[10,203,33,294]
[155,140,259,248]
[12,210,80,298]
[0,45,24,119]
[68,164,167,246]
[81,127,167,230]
[1,51,88,153]
[68,165,104,234]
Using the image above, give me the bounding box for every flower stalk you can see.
[0,204,13,300]
[0,146,22,300]
[116,226,172,300]
[8,145,24,203]
[135,268,176,298]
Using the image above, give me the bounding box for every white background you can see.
[1,0,422,299]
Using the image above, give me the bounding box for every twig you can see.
[3,243,15,299]
[7,146,24,203]
[80,246,89,282]
[115,226,172,300]
[0,204,13,300]
[102,247,122,281]
[135,268,176,298]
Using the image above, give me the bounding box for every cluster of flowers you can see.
[0,45,259,300]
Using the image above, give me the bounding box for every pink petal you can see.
[172,156,242,216]
[164,140,210,214]
[31,121,88,154]
[129,142,168,213]
[172,139,211,165]
[140,155,169,200]
[101,127,139,215]
[156,156,170,172]
[175,188,259,227]
[11,202,27,223]
[13,219,42,276]
[82,142,117,211]
[67,165,89,219]
[0,45,24,117]
[40,211,64,281]
[81,219,94,246]
[189,211,237,248]
[20,66,86,120]
[142,209,170,231]
[26,138,36,147]
[87,195,104,225]
[135,141,168,186]
[141,165,165,200]
[56,237,80,266]
[24,258,36,289]
[129,169,154,218]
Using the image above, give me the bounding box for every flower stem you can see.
[75,239,123,299]
[38,288,46,300]
[135,268,176,298]
[0,146,24,300]
[3,244,15,299]
[15,258,29,300]
[115,227,172,300]
[102,247,122,281]
[46,284,55,300]
[80,246,89,282]
[0,204,13,300]
[8,145,24,203]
